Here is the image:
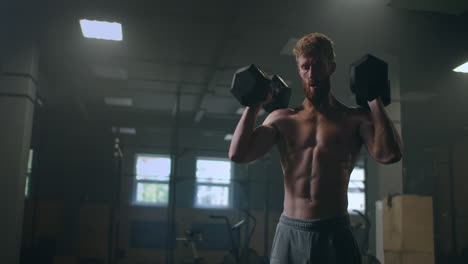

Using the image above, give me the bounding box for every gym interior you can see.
[1,0,468,263]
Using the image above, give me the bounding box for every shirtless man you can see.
[228,33,403,263]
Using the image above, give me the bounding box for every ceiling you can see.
[2,0,468,149]
[389,0,468,15]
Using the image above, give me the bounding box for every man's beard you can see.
[304,83,327,102]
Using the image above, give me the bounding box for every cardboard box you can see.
[78,203,111,259]
[384,251,434,264]
[36,200,64,238]
[383,195,434,253]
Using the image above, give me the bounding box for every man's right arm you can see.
[228,105,279,163]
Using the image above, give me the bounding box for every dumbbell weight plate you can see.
[263,75,291,113]
[350,54,390,109]
[231,64,271,107]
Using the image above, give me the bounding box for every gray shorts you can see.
[270,214,361,264]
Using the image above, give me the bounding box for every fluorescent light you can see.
[236,107,265,116]
[79,19,123,41]
[236,107,245,115]
[112,127,136,135]
[280,38,298,55]
[453,61,468,73]
[224,134,233,141]
[104,97,133,107]
[194,109,205,123]
[92,65,128,80]
[120,127,136,135]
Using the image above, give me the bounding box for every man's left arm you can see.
[359,98,403,164]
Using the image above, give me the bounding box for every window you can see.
[25,149,33,197]
[195,158,232,208]
[134,154,171,206]
[348,166,366,213]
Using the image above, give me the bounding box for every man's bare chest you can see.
[278,115,360,151]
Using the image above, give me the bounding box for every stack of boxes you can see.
[383,195,435,264]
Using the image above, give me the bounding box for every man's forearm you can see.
[368,99,403,162]
[229,105,262,160]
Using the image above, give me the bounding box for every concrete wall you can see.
[421,137,468,262]
[0,32,38,263]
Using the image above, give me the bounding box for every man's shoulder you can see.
[334,101,369,118]
[271,107,298,116]
[342,106,372,128]
[264,107,296,124]
[329,102,371,128]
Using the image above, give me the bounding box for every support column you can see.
[0,36,38,263]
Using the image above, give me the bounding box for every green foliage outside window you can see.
[137,183,169,204]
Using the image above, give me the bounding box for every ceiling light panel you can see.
[80,19,123,41]
[453,61,468,73]
[104,97,133,107]
[92,65,128,80]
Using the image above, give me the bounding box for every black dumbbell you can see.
[264,74,291,113]
[231,64,291,113]
[350,54,391,109]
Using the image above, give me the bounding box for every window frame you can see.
[194,156,233,209]
[132,153,172,207]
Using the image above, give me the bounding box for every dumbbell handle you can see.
[263,74,291,113]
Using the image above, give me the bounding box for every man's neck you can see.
[302,93,338,114]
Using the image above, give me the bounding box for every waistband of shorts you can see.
[279,213,351,231]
